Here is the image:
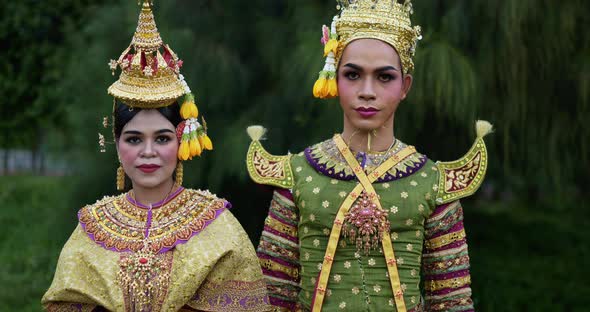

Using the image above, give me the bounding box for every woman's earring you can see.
[175,162,183,186]
[116,165,125,191]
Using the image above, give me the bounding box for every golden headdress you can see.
[106,0,212,162]
[313,0,422,99]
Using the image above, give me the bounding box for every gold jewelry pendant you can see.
[342,191,390,255]
[117,245,172,312]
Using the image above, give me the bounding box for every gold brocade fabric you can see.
[42,189,269,311]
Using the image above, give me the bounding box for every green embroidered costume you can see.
[247,122,490,312]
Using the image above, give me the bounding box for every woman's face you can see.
[117,109,178,190]
[337,39,412,132]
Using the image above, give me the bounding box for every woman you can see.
[42,2,268,311]
[246,1,491,311]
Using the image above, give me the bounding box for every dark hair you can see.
[113,100,182,140]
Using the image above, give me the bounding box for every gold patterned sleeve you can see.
[184,210,270,312]
[41,225,123,311]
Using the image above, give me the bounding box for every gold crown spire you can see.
[131,1,163,52]
[107,0,185,108]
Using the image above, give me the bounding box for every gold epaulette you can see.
[435,121,493,204]
[246,126,294,189]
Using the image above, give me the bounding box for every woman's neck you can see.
[130,178,176,206]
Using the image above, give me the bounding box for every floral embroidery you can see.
[313,187,321,194]
[296,166,302,172]
[391,206,399,214]
[333,274,342,282]
[368,258,376,266]
[339,191,347,198]
[344,261,351,269]
[383,183,390,189]
[322,200,330,208]
[401,191,409,198]
[410,180,418,186]
[373,285,382,293]
[339,302,347,309]
[352,287,360,295]
[306,176,313,182]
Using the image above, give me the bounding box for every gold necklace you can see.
[117,183,176,311]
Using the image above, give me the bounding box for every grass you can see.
[0,176,78,311]
[1,176,588,311]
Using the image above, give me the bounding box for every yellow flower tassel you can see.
[198,134,213,150]
[178,139,190,161]
[313,76,328,98]
[324,38,338,56]
[180,93,198,119]
[327,77,338,97]
[189,136,202,157]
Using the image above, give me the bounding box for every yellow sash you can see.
[311,134,415,312]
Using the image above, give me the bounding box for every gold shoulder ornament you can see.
[246,126,294,189]
[435,120,493,204]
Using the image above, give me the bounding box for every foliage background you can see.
[1,0,589,310]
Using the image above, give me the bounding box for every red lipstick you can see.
[355,107,379,118]
[137,164,161,173]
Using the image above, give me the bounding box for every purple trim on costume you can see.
[78,194,228,254]
[224,200,232,209]
[263,226,299,243]
[269,296,297,310]
[429,222,464,240]
[425,268,470,281]
[262,267,299,283]
[125,186,184,208]
[304,147,428,182]
[428,284,471,296]
[269,211,297,228]
[258,252,299,269]
[275,188,294,201]
[432,201,456,216]
[152,206,227,254]
[359,153,367,168]
[430,239,467,252]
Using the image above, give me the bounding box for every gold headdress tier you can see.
[107,0,186,108]
[336,0,422,73]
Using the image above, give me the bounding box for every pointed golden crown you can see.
[335,0,422,73]
[107,0,186,108]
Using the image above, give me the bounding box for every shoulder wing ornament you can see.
[246,126,294,189]
[435,120,493,204]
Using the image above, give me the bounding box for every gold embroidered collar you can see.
[78,188,228,253]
